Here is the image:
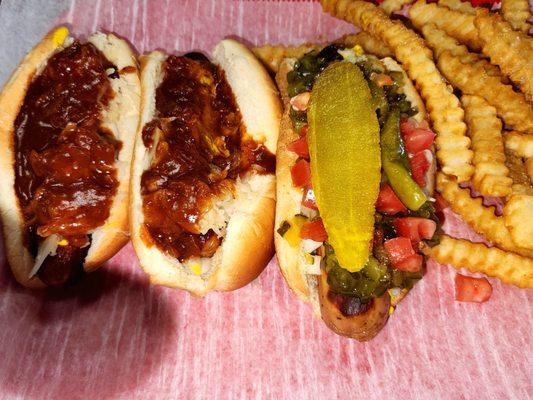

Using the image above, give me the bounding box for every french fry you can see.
[438,0,476,14]
[505,148,533,195]
[526,158,533,183]
[380,0,414,15]
[252,43,319,74]
[335,32,393,58]
[437,51,533,134]
[503,195,533,250]
[421,24,507,83]
[321,0,474,182]
[427,235,533,289]
[501,0,531,33]
[461,95,512,197]
[437,173,533,257]
[409,0,482,51]
[474,10,533,102]
[504,131,533,158]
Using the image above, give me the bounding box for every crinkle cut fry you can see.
[428,235,533,289]
[505,148,533,195]
[437,51,533,134]
[421,24,507,84]
[251,32,392,74]
[379,0,414,15]
[461,95,512,197]
[438,0,476,14]
[321,0,474,182]
[503,194,533,250]
[501,0,531,33]
[436,173,533,258]
[409,0,482,51]
[504,131,533,159]
[474,10,533,102]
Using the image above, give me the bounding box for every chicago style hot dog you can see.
[130,40,281,295]
[0,27,141,287]
[275,44,440,340]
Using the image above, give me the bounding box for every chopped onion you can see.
[300,205,318,219]
[29,234,60,278]
[301,238,322,253]
[306,255,322,275]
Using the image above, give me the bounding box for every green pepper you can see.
[381,110,427,211]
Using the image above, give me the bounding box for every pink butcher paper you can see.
[0,1,531,399]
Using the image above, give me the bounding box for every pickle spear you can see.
[308,62,381,273]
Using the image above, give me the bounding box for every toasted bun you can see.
[130,40,281,296]
[274,53,431,339]
[0,28,140,287]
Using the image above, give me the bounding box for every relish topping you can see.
[14,41,119,285]
[281,45,440,311]
[141,55,275,262]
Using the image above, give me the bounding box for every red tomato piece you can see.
[299,124,309,137]
[301,187,318,210]
[300,219,328,242]
[394,217,436,243]
[470,0,498,6]
[290,159,311,188]
[395,253,423,272]
[455,274,493,303]
[287,136,309,159]
[434,193,448,212]
[409,151,430,188]
[384,237,415,265]
[376,184,407,215]
[403,128,435,154]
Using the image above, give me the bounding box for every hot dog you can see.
[0,27,141,287]
[130,40,281,295]
[274,44,439,340]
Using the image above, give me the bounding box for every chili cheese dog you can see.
[275,45,439,340]
[0,27,141,287]
[130,40,281,295]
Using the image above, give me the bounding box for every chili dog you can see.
[130,40,281,295]
[275,45,440,340]
[0,27,141,287]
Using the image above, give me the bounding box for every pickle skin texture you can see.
[308,62,381,273]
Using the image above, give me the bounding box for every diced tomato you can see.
[383,237,415,265]
[301,187,318,210]
[455,274,493,303]
[400,119,418,135]
[403,128,435,154]
[300,219,328,242]
[290,92,311,112]
[394,217,436,243]
[409,151,430,187]
[290,159,311,188]
[299,124,309,137]
[395,253,423,272]
[287,136,309,159]
[434,193,448,212]
[376,184,407,215]
[470,0,498,6]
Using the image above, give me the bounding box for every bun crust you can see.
[0,28,140,286]
[130,40,281,296]
[274,53,432,338]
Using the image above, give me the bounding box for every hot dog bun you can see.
[0,27,141,287]
[274,55,432,340]
[130,40,281,296]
